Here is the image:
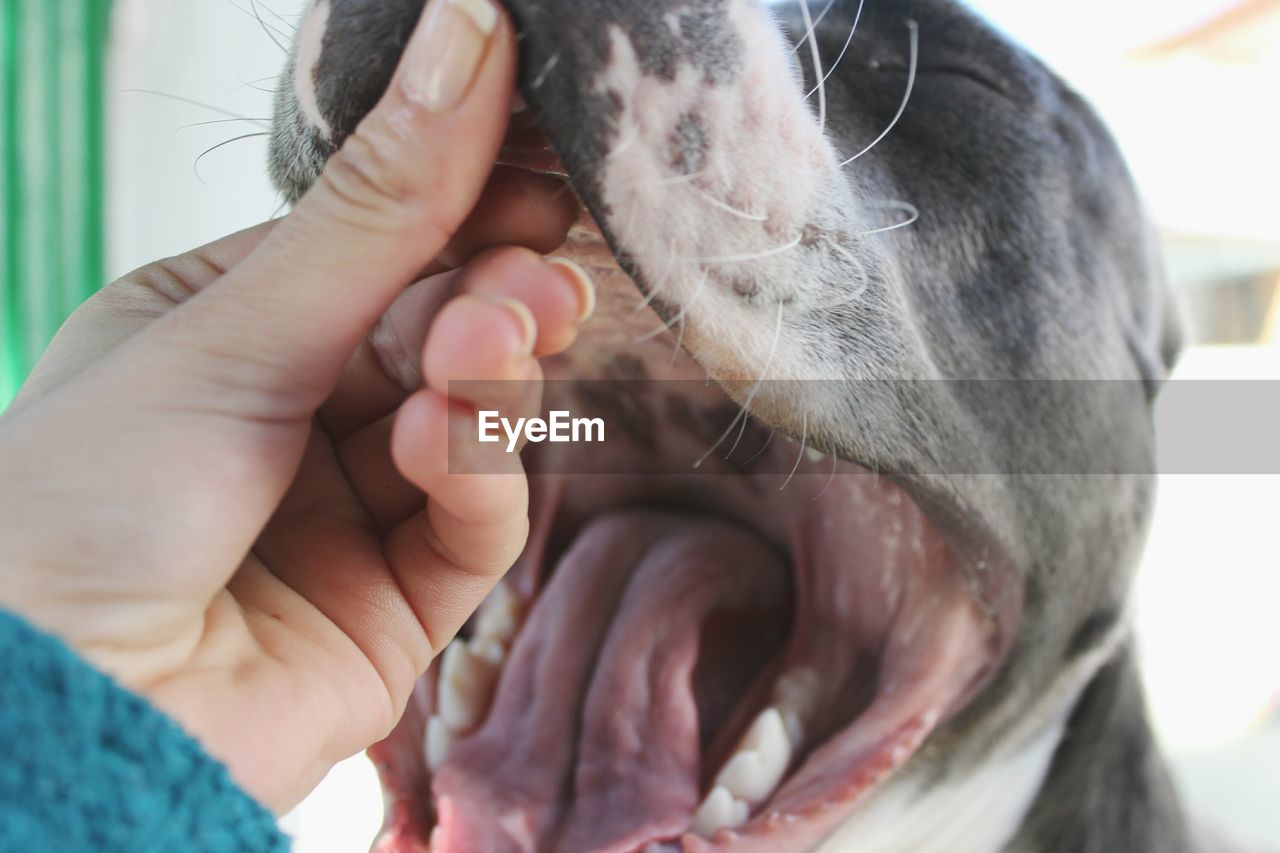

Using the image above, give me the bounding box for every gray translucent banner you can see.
[442,379,1280,476]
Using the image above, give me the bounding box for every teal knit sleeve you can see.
[0,610,290,852]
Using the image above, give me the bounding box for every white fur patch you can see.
[293,0,333,141]
[592,0,879,387]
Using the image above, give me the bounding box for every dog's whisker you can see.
[694,408,750,469]
[178,117,271,131]
[194,132,271,184]
[806,0,867,99]
[694,303,784,470]
[834,247,870,305]
[124,90,263,124]
[743,428,776,464]
[799,0,827,138]
[604,130,641,163]
[530,51,562,91]
[859,200,920,236]
[234,78,277,96]
[635,272,708,344]
[634,319,675,345]
[683,233,802,264]
[270,194,290,220]
[725,400,755,460]
[251,0,297,31]
[780,412,809,491]
[813,451,840,501]
[218,0,289,52]
[694,189,769,222]
[787,0,839,57]
[248,0,293,43]
[632,280,663,314]
[658,170,705,187]
[839,19,919,168]
[669,317,688,367]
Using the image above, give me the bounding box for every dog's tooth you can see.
[473,583,521,646]
[691,786,750,837]
[437,641,502,732]
[805,447,827,463]
[424,715,456,771]
[468,636,506,667]
[773,667,819,746]
[714,708,791,805]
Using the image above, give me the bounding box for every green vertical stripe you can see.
[1,0,22,406]
[1,0,109,411]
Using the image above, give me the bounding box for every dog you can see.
[268,0,1195,850]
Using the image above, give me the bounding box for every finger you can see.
[422,293,544,419]
[334,285,555,532]
[331,412,414,529]
[322,248,593,441]
[10,223,276,411]
[386,391,529,652]
[319,268,463,442]
[451,250,595,360]
[253,427,435,704]
[135,0,518,417]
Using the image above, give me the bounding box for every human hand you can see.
[0,0,589,812]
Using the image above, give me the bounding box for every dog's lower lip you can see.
[368,434,1006,852]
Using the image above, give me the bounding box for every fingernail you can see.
[401,0,499,112]
[484,295,537,357]
[547,257,596,324]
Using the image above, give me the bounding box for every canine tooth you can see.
[773,668,819,746]
[774,668,819,711]
[424,715,456,770]
[805,448,826,463]
[777,708,805,749]
[691,786,749,837]
[714,708,791,805]
[473,583,521,646]
[438,641,501,732]
[468,636,506,667]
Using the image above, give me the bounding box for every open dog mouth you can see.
[369,208,1010,851]
[372,444,1002,852]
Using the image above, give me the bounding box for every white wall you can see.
[107,0,305,278]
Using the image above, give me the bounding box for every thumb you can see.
[147,0,517,413]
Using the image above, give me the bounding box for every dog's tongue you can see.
[431,512,790,853]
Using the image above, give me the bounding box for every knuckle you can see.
[428,509,526,579]
[316,116,466,247]
[126,259,201,306]
[322,127,416,214]
[120,248,228,309]
[102,254,220,319]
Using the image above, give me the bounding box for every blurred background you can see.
[2,0,1277,849]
